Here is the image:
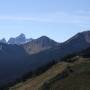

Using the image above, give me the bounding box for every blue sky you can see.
[0,0,90,42]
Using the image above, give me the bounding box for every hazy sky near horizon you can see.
[0,0,90,42]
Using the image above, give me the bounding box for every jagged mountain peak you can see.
[8,33,33,45]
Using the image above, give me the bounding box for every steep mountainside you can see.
[23,36,58,54]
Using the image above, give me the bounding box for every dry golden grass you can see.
[9,62,68,90]
[10,56,88,90]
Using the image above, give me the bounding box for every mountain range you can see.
[0,31,90,88]
[0,33,33,45]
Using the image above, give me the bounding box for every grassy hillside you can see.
[9,56,90,90]
[9,48,90,90]
[40,58,90,90]
[9,62,68,90]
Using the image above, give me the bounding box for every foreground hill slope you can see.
[40,60,90,90]
[39,48,90,90]
[10,62,68,90]
[10,48,90,90]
